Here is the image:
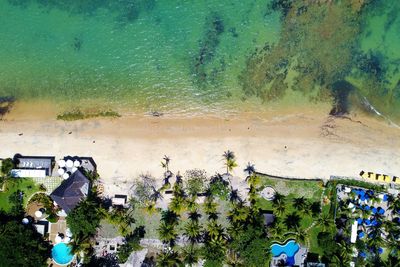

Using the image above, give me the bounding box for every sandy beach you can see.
[1,101,399,196]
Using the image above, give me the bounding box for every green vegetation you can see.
[0,178,41,213]
[28,193,60,223]
[0,220,52,267]
[56,109,121,121]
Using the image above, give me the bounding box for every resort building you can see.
[50,170,90,214]
[11,155,55,178]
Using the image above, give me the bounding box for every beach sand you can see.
[0,101,399,196]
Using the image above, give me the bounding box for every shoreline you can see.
[1,102,399,196]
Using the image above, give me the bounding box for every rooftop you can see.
[50,170,90,213]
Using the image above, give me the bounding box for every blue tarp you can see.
[378,248,383,254]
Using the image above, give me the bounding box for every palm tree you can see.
[272,192,285,205]
[206,220,226,242]
[317,213,333,231]
[158,222,178,247]
[294,226,308,245]
[223,150,236,174]
[246,173,261,188]
[227,202,249,227]
[69,234,92,256]
[150,188,163,203]
[182,244,200,266]
[156,248,182,267]
[184,220,203,244]
[292,197,307,211]
[273,200,286,216]
[161,155,171,172]
[161,209,179,225]
[186,196,199,212]
[229,188,242,204]
[188,210,201,222]
[284,212,301,231]
[243,162,256,176]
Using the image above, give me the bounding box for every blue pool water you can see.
[52,243,74,265]
[271,240,300,266]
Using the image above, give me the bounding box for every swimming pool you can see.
[271,240,300,266]
[52,243,74,266]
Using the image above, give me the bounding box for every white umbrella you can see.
[64,237,71,243]
[73,160,81,167]
[63,172,70,179]
[66,228,72,237]
[22,218,29,225]
[66,159,73,168]
[35,210,43,218]
[55,235,62,244]
[57,168,65,176]
[71,167,78,173]
[58,159,66,168]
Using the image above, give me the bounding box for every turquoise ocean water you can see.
[0,0,399,120]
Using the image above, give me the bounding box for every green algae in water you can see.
[0,0,399,123]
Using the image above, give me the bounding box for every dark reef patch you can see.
[329,81,355,116]
[192,13,225,87]
[0,96,15,119]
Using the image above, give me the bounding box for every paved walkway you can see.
[32,176,63,194]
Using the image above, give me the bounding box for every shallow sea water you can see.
[0,0,399,120]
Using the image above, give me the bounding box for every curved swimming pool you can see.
[52,243,74,266]
[271,239,300,266]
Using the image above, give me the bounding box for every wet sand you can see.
[0,101,399,196]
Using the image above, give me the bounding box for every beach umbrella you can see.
[378,248,383,254]
[71,167,78,173]
[35,210,43,218]
[383,194,388,201]
[66,228,72,237]
[372,207,377,214]
[358,232,365,238]
[58,159,66,168]
[365,219,371,225]
[63,172,69,179]
[359,252,366,258]
[55,235,62,244]
[22,218,29,225]
[57,168,65,176]
[357,218,363,224]
[378,208,384,215]
[365,206,370,211]
[73,160,81,167]
[66,159,73,168]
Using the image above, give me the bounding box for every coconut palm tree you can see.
[69,234,92,256]
[272,192,285,205]
[317,213,333,231]
[293,197,307,211]
[161,209,179,225]
[243,162,256,176]
[294,226,308,245]
[284,212,301,231]
[158,222,178,247]
[182,244,200,266]
[188,210,202,222]
[156,248,182,267]
[184,220,203,244]
[186,196,199,212]
[227,202,249,227]
[223,150,236,174]
[161,155,171,172]
[229,188,242,204]
[246,173,261,188]
[150,188,163,203]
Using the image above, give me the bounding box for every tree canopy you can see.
[66,199,103,238]
[0,220,51,267]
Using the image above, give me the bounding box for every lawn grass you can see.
[0,178,41,212]
[257,175,333,254]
